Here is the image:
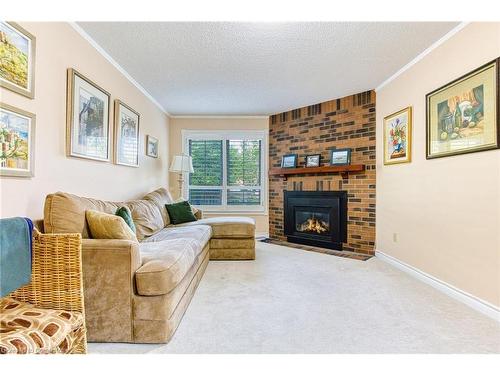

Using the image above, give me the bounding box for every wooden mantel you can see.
[269,164,365,180]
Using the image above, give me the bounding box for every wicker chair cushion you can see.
[0,297,84,354]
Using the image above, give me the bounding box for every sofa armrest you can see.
[81,239,141,342]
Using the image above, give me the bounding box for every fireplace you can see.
[284,190,347,250]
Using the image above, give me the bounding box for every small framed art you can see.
[384,106,412,165]
[114,100,140,167]
[281,154,297,168]
[305,154,321,167]
[330,148,351,166]
[146,135,159,158]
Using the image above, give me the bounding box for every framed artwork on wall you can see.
[0,22,36,99]
[146,135,159,158]
[330,148,351,166]
[426,58,499,159]
[0,102,35,177]
[305,154,321,167]
[66,68,111,162]
[383,106,412,165]
[281,154,297,168]
[114,100,140,167]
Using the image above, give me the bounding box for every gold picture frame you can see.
[66,68,111,162]
[114,99,140,167]
[383,106,412,165]
[0,102,36,177]
[0,22,36,99]
[426,58,499,159]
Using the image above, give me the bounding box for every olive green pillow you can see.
[165,201,197,225]
[86,210,137,241]
[115,206,136,234]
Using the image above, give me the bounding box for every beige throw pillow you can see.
[86,210,137,241]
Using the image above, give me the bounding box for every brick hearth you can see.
[268,90,376,255]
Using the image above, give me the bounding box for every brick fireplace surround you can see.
[268,91,376,255]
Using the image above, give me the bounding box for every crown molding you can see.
[69,22,170,116]
[375,22,470,92]
[170,115,269,119]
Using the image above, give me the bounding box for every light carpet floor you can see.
[89,241,500,354]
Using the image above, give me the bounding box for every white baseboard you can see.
[375,250,500,322]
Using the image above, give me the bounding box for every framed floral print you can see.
[66,68,111,162]
[384,106,412,165]
[146,135,158,158]
[114,100,140,167]
[426,58,499,159]
[0,102,35,177]
[0,22,36,98]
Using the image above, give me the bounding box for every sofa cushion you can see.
[142,225,211,249]
[143,188,174,227]
[136,238,205,296]
[0,297,84,354]
[124,200,164,241]
[86,210,137,241]
[178,217,255,238]
[44,192,122,238]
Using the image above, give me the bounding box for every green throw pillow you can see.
[115,206,136,233]
[165,201,197,225]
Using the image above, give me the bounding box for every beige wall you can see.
[0,22,169,220]
[376,23,500,307]
[169,117,269,234]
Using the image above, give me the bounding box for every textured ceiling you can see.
[78,22,458,116]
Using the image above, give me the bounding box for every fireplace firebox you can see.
[284,190,347,250]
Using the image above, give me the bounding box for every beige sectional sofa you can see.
[42,188,255,343]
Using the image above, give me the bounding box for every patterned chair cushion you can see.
[0,298,84,354]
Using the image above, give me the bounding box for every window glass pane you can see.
[189,140,223,186]
[227,189,261,206]
[189,189,222,205]
[227,140,261,186]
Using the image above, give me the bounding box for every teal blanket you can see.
[0,217,33,297]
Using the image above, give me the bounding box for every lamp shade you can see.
[169,154,194,173]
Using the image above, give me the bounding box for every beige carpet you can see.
[89,241,500,353]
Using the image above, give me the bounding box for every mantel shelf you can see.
[269,164,365,180]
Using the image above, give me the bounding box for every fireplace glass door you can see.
[295,208,330,236]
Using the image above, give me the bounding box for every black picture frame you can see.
[281,154,298,168]
[425,57,499,159]
[330,148,351,166]
[305,154,321,167]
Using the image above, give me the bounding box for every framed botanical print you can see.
[114,100,140,167]
[384,107,412,165]
[426,58,499,159]
[330,148,351,166]
[0,102,35,177]
[66,68,111,162]
[146,135,159,158]
[0,22,36,98]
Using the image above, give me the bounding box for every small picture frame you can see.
[146,135,159,158]
[114,99,140,167]
[281,154,297,168]
[330,148,351,166]
[305,154,321,167]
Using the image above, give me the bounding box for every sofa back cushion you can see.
[142,187,174,226]
[44,191,165,241]
[44,192,121,238]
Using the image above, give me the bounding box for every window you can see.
[183,130,267,212]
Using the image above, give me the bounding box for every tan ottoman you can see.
[179,217,255,260]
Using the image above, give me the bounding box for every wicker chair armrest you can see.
[9,230,84,314]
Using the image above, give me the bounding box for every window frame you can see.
[182,129,268,214]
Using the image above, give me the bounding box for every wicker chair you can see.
[2,228,87,354]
